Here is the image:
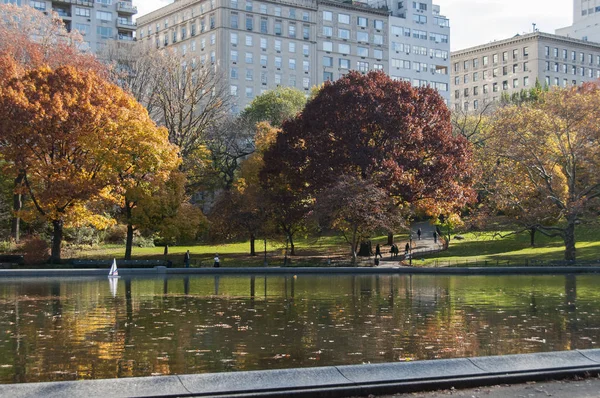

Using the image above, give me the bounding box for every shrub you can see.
[19,236,49,265]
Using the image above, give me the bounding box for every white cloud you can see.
[133,0,574,51]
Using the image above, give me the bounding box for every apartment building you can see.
[2,0,137,54]
[386,1,450,103]
[557,0,600,42]
[317,1,389,84]
[136,0,450,112]
[450,32,600,112]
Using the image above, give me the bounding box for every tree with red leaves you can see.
[262,71,475,237]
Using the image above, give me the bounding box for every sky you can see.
[133,0,573,51]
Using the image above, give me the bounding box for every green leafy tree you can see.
[240,86,307,127]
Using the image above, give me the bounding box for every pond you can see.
[0,273,598,384]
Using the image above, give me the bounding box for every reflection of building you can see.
[556,0,600,43]
[4,0,137,54]
[136,0,450,112]
[450,32,600,111]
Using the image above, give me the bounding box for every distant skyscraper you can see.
[556,0,600,43]
[2,0,137,55]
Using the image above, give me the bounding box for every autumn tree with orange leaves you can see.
[0,66,176,263]
[0,4,106,243]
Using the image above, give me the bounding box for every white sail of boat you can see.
[108,258,119,278]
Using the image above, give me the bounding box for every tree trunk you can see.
[125,224,134,260]
[250,233,256,256]
[564,216,576,262]
[11,174,24,243]
[387,232,394,245]
[529,227,536,247]
[125,203,134,260]
[289,234,295,256]
[49,219,63,264]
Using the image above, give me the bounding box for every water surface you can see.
[0,274,598,384]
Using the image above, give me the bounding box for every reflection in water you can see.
[1,274,600,384]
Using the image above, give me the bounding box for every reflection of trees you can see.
[2,274,600,383]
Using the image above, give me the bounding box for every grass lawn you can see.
[65,233,409,267]
[420,222,600,267]
[10,219,600,267]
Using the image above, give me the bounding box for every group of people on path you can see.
[182,250,220,268]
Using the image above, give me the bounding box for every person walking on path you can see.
[213,253,220,268]
[417,228,422,240]
[184,250,190,268]
[433,231,438,244]
[405,242,410,256]
[375,244,382,259]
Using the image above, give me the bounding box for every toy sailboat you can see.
[108,258,119,278]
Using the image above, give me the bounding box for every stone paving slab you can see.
[179,366,350,395]
[469,350,597,374]
[0,375,188,398]
[336,358,485,383]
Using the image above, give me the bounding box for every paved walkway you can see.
[376,221,445,268]
[370,376,600,398]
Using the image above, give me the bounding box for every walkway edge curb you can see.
[3,350,600,397]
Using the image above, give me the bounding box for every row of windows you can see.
[231,77,311,98]
[322,41,384,59]
[230,34,311,53]
[454,47,530,72]
[391,58,447,73]
[231,56,310,70]
[322,10,385,31]
[144,13,216,38]
[231,0,311,22]
[231,13,311,40]
[455,77,531,99]
[390,26,448,43]
[321,26,384,45]
[544,46,600,65]
[581,5,600,16]
[544,62,600,78]
[454,62,530,84]
[391,76,449,92]
[391,42,448,59]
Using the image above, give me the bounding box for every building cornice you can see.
[137,0,319,26]
[451,31,600,58]
[318,0,390,16]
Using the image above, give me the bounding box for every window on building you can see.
[96,11,112,21]
[323,10,332,21]
[338,43,350,54]
[338,14,350,24]
[339,58,350,69]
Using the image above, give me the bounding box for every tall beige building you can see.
[450,32,600,112]
[3,0,137,54]
[137,0,450,111]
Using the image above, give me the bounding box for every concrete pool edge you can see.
[3,350,600,398]
[2,265,600,277]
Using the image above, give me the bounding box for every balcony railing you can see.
[117,2,137,14]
